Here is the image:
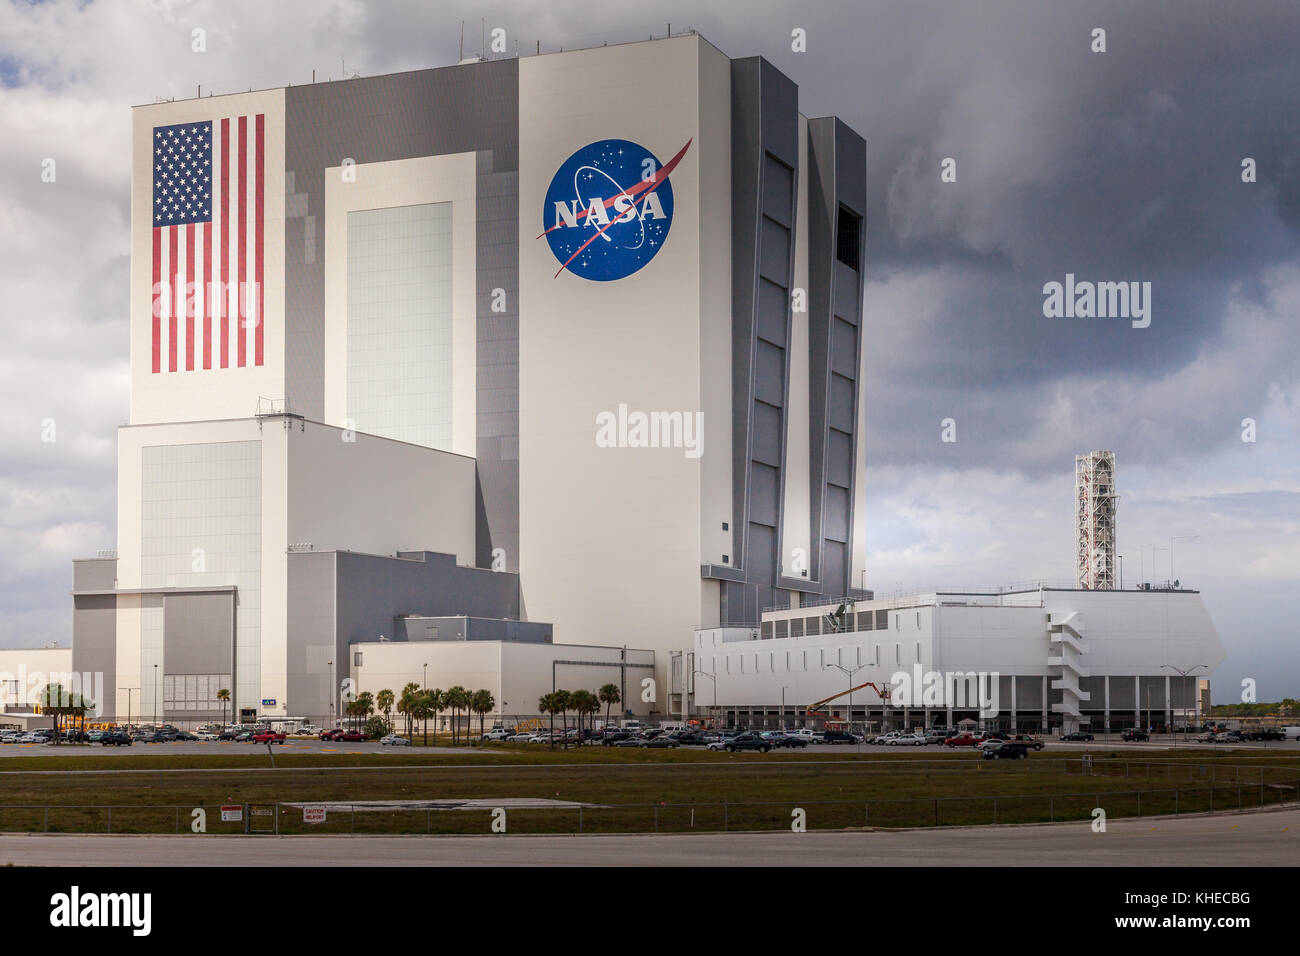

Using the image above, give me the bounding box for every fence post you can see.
[933,799,939,827]
[175,807,180,833]
[865,801,869,827]
[44,808,49,833]
[1137,792,1141,817]
[275,803,280,836]
[426,808,430,834]
[993,798,997,825]
[1049,795,1054,823]
[723,803,728,832]
[653,805,658,833]
[1175,789,1178,815]
[105,808,110,833]
[579,806,583,834]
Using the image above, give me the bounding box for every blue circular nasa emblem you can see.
[541,138,679,281]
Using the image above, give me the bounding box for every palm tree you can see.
[427,688,445,746]
[412,691,432,746]
[399,681,420,736]
[553,689,572,747]
[446,686,469,743]
[598,683,621,732]
[538,692,557,745]
[570,689,598,737]
[216,687,231,727]
[377,689,394,733]
[471,689,496,740]
[356,691,375,730]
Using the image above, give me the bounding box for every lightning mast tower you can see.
[1075,450,1117,589]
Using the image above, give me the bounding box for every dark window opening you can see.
[836,206,861,269]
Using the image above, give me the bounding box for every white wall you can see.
[322,152,478,457]
[517,35,726,707]
[130,90,288,426]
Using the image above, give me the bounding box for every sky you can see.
[0,0,1296,697]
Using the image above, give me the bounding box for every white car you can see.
[194,731,218,741]
[872,731,901,745]
[379,734,411,746]
[888,733,927,747]
[18,732,44,743]
[789,729,820,745]
[481,728,514,741]
[506,731,535,743]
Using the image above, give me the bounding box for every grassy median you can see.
[0,746,1296,835]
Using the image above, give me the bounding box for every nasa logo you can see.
[540,137,692,281]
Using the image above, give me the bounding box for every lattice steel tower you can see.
[1075,450,1118,589]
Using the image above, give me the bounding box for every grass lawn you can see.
[0,747,1296,835]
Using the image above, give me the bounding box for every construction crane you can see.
[806,681,892,727]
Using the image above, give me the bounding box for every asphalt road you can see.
[1,806,1296,866]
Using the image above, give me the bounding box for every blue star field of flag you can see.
[153,122,213,227]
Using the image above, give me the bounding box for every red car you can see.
[251,731,286,744]
[943,733,980,747]
[338,730,366,742]
[319,728,344,740]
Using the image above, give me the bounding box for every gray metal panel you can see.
[286,549,337,723]
[72,594,116,718]
[283,60,520,573]
[163,592,234,676]
[72,558,117,592]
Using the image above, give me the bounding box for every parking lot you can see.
[0,737,490,758]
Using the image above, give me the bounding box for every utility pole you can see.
[1161,664,1208,749]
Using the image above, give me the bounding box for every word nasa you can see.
[150,279,261,325]
[49,887,151,936]
[551,191,668,231]
[595,404,704,460]
[1042,273,1152,328]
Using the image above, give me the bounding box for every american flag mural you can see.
[151,115,264,373]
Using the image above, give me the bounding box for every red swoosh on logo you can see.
[539,138,692,278]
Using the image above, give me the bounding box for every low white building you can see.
[675,584,1224,733]
[349,623,656,730]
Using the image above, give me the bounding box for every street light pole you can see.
[693,670,717,726]
[1160,664,1208,749]
[153,664,158,728]
[824,663,867,734]
[327,659,334,728]
[118,687,136,728]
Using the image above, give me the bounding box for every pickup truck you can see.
[251,731,286,744]
[723,732,772,753]
[481,727,515,742]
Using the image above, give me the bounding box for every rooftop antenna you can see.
[480,17,485,59]
[459,20,464,61]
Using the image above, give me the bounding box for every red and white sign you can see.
[220,805,243,822]
[303,806,327,824]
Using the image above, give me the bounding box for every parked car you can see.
[1121,729,1149,742]
[379,734,411,746]
[194,731,218,741]
[251,731,286,744]
[821,730,859,745]
[871,731,900,745]
[319,728,349,741]
[218,728,245,741]
[600,731,632,745]
[335,730,366,743]
[1008,734,1046,750]
[99,732,132,746]
[767,732,809,749]
[1061,731,1095,741]
[888,733,927,747]
[923,731,949,745]
[983,742,1029,760]
[481,727,515,742]
[640,735,680,749]
[944,733,980,747]
[507,730,537,743]
[723,732,771,753]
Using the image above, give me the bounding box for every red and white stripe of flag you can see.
[151,114,265,373]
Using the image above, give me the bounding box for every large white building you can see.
[677,585,1224,733]
[46,32,871,727]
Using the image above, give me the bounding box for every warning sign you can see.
[221,806,243,822]
[303,806,327,824]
